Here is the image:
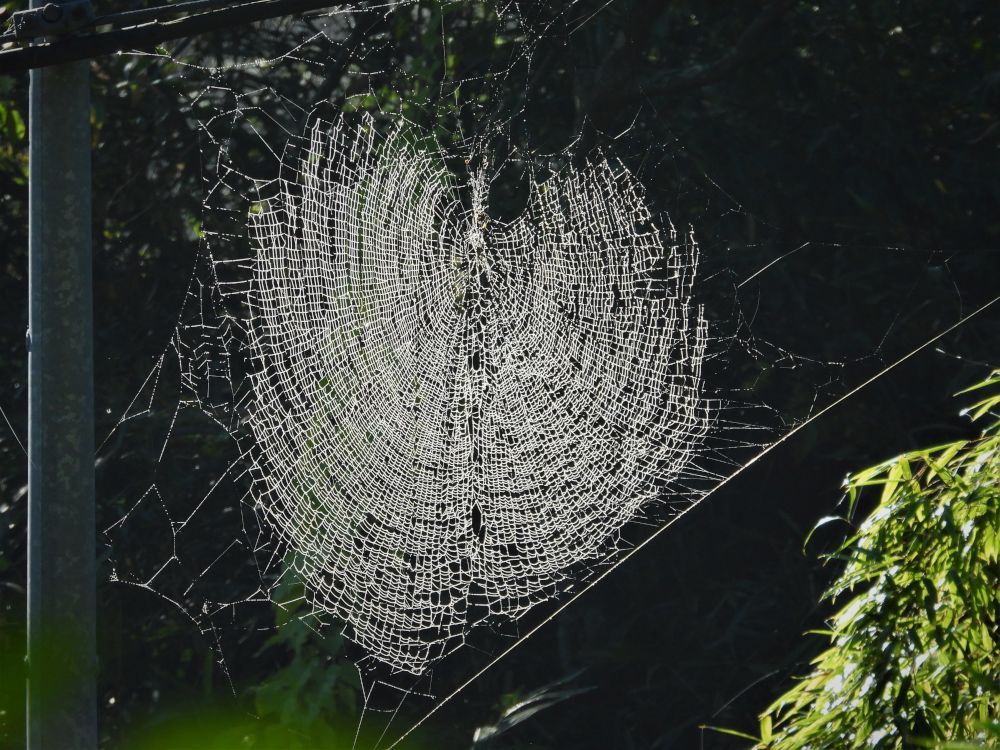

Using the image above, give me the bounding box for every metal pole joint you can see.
[11,0,95,41]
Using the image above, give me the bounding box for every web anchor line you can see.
[384,294,999,749]
[0,397,26,456]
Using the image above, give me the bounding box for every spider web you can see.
[231,112,711,674]
[93,1,991,746]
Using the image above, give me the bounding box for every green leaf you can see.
[701,724,761,743]
[760,714,773,743]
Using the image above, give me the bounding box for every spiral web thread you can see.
[227,115,710,674]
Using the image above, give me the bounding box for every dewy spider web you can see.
[95,1,993,745]
[240,114,709,673]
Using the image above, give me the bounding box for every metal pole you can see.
[26,0,96,744]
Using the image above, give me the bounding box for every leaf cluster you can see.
[751,371,1000,749]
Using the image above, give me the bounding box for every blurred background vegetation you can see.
[0,0,997,748]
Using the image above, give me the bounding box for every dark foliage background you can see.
[0,1,997,748]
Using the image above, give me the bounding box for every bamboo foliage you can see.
[754,370,1000,749]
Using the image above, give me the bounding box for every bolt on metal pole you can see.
[26,0,96,745]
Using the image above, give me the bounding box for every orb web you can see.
[242,115,709,674]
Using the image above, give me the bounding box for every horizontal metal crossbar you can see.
[0,0,346,73]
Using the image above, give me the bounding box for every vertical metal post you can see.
[26,0,96,745]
